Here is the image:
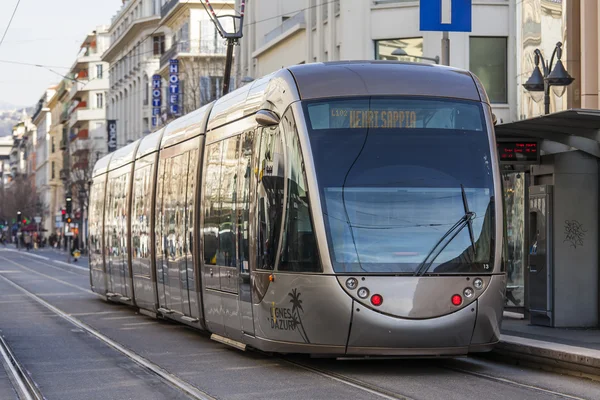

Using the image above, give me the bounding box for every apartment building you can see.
[32,86,57,231]
[235,0,517,123]
[155,0,233,125]
[103,0,169,146]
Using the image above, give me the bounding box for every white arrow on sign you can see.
[441,0,452,24]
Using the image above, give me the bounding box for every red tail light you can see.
[371,294,383,306]
[451,294,462,306]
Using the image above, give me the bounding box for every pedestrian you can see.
[24,233,32,251]
[71,233,80,262]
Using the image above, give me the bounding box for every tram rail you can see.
[0,328,43,400]
[0,250,594,400]
[0,271,215,400]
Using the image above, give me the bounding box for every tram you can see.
[88,61,507,356]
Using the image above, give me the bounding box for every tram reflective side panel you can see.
[105,165,134,299]
[130,154,157,311]
[155,138,203,320]
[201,117,259,341]
[89,177,107,294]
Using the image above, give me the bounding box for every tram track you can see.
[0,251,596,400]
[0,272,215,400]
[0,330,44,400]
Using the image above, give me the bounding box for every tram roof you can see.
[135,127,166,160]
[207,73,274,131]
[92,151,115,178]
[161,102,214,148]
[107,139,140,172]
[287,61,484,102]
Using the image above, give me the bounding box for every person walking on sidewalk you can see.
[71,233,80,262]
[24,233,32,251]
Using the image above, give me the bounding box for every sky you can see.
[0,0,122,108]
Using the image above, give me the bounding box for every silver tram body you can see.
[88,61,507,357]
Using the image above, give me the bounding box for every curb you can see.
[492,334,600,378]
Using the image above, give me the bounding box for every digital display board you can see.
[497,141,539,164]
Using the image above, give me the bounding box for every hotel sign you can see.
[169,60,180,117]
[152,74,162,127]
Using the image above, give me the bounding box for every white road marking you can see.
[52,260,88,271]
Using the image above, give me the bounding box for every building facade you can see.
[155,0,232,125]
[104,0,168,147]
[47,83,68,234]
[32,87,57,231]
[235,0,517,123]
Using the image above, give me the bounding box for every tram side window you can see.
[237,131,254,273]
[257,126,285,271]
[279,109,321,272]
[203,142,223,265]
[217,137,240,267]
[185,149,198,260]
[132,164,152,262]
[155,159,166,268]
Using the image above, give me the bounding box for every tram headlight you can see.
[345,278,358,290]
[357,287,370,299]
[473,278,484,290]
[463,287,474,298]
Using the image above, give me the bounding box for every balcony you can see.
[69,129,89,143]
[69,106,104,127]
[70,138,91,155]
[160,39,227,69]
[262,11,305,47]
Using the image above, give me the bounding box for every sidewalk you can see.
[494,313,600,378]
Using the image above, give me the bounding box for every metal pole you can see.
[544,80,550,115]
[441,31,450,66]
[222,38,235,96]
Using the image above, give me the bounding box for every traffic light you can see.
[66,216,72,224]
[61,208,66,222]
[16,211,21,223]
[66,196,73,214]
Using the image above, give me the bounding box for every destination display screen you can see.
[305,99,485,131]
[497,141,538,163]
[330,108,418,129]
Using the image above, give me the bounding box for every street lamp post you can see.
[523,42,574,115]
[391,48,440,64]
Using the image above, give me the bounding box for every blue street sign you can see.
[420,0,472,32]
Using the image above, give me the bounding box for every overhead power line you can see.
[0,0,22,50]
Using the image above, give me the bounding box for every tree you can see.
[0,176,46,227]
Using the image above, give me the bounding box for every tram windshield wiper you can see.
[414,185,476,276]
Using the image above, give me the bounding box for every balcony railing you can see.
[160,39,227,68]
[263,11,305,46]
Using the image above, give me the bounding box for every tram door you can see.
[202,127,256,340]
[155,143,202,322]
[237,130,256,337]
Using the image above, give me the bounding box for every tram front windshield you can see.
[303,97,495,275]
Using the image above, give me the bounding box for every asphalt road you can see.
[0,248,599,400]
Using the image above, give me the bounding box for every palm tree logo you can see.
[289,288,310,343]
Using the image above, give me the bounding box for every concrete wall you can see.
[533,151,599,327]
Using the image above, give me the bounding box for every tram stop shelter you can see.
[495,109,600,329]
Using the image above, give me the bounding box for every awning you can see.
[495,109,600,158]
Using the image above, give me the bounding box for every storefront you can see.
[496,109,600,328]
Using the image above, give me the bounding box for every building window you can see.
[375,37,424,62]
[153,35,165,55]
[470,36,508,104]
[96,64,103,79]
[51,161,55,180]
[51,137,55,153]
[96,93,104,109]
[143,75,149,105]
